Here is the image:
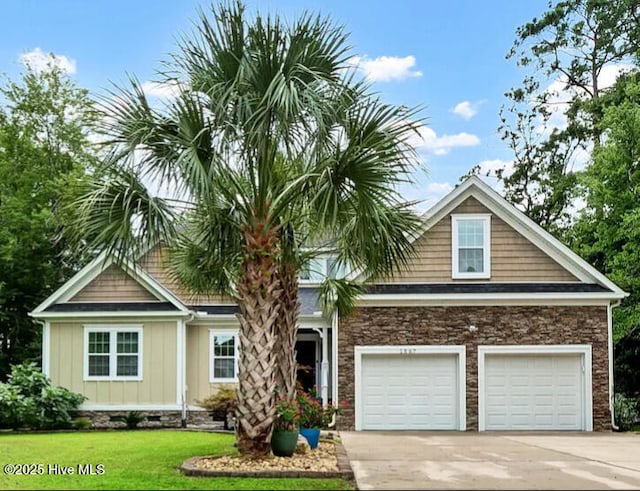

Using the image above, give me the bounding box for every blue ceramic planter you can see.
[299,427,321,449]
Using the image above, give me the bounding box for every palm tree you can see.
[74,1,423,458]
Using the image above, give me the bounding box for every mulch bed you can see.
[180,436,354,479]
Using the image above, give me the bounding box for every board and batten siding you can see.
[48,321,177,405]
[140,246,234,305]
[387,197,577,283]
[185,324,237,405]
[69,265,158,302]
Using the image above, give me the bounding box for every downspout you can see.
[329,310,338,428]
[609,301,621,431]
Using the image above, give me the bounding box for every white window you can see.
[452,214,491,279]
[83,326,143,381]
[299,255,350,283]
[299,258,327,283]
[210,330,239,382]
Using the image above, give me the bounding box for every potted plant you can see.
[296,387,348,449]
[270,397,299,457]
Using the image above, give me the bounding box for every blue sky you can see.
[1,0,550,210]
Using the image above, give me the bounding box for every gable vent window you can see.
[84,326,143,381]
[452,214,491,279]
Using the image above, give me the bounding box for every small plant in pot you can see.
[296,386,348,449]
[271,397,299,457]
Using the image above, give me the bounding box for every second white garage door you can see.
[358,350,463,430]
[481,352,587,431]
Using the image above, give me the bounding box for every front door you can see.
[296,340,317,392]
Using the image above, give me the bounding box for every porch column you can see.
[321,326,329,406]
[311,326,329,406]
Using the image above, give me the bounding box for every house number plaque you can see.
[399,348,417,354]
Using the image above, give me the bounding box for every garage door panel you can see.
[360,353,460,430]
[483,353,584,431]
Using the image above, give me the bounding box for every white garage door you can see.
[483,354,585,430]
[360,353,460,430]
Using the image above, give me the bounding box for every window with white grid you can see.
[210,330,239,382]
[84,326,143,380]
[452,214,491,279]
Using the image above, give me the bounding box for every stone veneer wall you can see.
[337,305,610,431]
[78,409,215,429]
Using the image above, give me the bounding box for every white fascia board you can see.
[189,315,239,327]
[188,313,330,329]
[31,311,192,320]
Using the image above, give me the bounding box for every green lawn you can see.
[0,430,353,490]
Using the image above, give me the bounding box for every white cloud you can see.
[141,81,182,99]
[348,55,422,82]
[476,158,514,177]
[20,48,76,74]
[408,124,480,155]
[451,101,476,120]
[400,180,454,212]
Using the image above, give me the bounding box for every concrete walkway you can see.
[339,432,640,490]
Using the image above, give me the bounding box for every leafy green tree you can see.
[569,72,640,395]
[475,0,640,234]
[0,62,96,378]
[74,1,421,458]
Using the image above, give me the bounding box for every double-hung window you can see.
[452,214,491,279]
[210,330,239,382]
[84,326,143,381]
[299,255,350,283]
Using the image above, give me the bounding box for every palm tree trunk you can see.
[235,219,281,458]
[274,260,300,402]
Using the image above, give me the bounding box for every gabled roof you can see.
[396,175,626,299]
[30,251,190,318]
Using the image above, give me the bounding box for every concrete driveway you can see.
[340,432,640,489]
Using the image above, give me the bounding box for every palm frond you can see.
[71,167,178,267]
[319,278,364,318]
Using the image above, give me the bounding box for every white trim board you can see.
[41,321,51,377]
[477,344,593,432]
[354,345,466,431]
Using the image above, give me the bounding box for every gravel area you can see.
[194,440,339,472]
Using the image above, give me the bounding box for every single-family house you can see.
[30,176,627,431]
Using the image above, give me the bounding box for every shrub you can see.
[123,411,146,430]
[197,385,237,430]
[73,417,92,430]
[614,393,639,431]
[0,363,86,430]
